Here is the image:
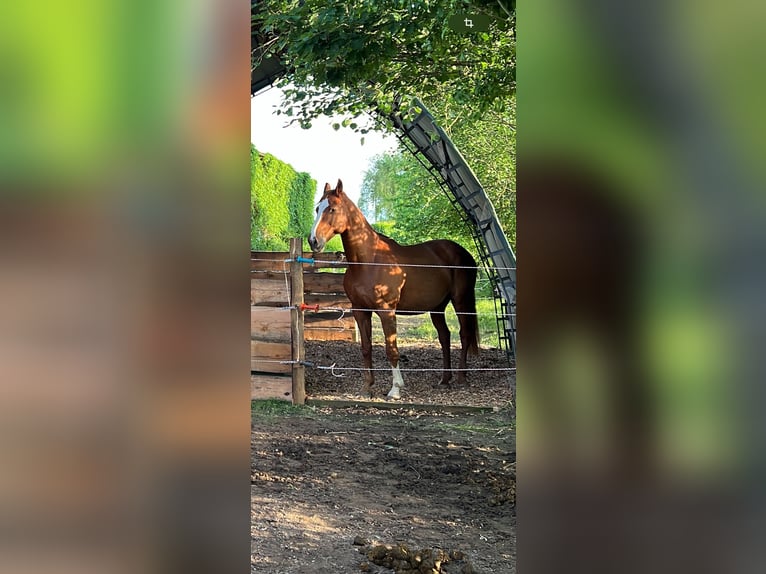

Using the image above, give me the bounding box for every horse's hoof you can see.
[386,391,401,400]
[434,381,452,390]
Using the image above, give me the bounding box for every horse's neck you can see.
[339,203,379,264]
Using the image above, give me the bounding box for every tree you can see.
[252,0,515,130]
[358,147,477,253]
[252,0,516,253]
[358,153,407,222]
[444,103,516,248]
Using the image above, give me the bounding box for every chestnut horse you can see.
[308,179,479,399]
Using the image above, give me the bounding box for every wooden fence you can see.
[251,238,355,403]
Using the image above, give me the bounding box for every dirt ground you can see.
[251,404,515,573]
[304,340,515,408]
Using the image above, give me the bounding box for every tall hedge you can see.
[251,144,316,250]
[288,171,315,238]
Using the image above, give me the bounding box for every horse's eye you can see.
[329,208,336,213]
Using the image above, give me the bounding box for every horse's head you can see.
[308,179,349,253]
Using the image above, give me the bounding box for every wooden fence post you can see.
[289,238,306,404]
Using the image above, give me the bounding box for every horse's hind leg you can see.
[453,304,477,385]
[450,266,479,386]
[353,310,374,397]
[430,310,452,387]
[378,311,404,399]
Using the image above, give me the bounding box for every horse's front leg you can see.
[377,311,404,399]
[352,310,374,397]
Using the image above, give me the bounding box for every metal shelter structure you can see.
[389,99,516,360]
[251,55,285,95]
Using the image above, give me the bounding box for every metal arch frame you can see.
[388,98,516,362]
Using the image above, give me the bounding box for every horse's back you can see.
[395,238,476,268]
[388,238,477,312]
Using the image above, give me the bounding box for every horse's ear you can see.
[336,179,343,194]
[323,182,331,193]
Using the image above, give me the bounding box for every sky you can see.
[250,86,398,204]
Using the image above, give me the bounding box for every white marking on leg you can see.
[387,365,404,399]
[309,198,330,244]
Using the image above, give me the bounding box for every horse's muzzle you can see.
[308,236,324,253]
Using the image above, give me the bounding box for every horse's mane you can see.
[372,229,399,244]
[341,193,401,246]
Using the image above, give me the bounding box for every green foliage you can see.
[359,97,515,251]
[370,220,397,237]
[287,171,315,238]
[358,154,402,222]
[251,144,316,250]
[253,0,515,130]
[324,234,345,252]
[442,102,516,249]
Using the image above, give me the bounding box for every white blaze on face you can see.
[387,365,404,399]
[309,198,330,245]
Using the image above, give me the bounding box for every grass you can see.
[251,399,308,417]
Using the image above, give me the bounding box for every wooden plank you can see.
[289,238,306,405]
[251,251,348,271]
[251,307,291,342]
[304,293,352,308]
[251,374,292,401]
[250,252,289,272]
[303,323,351,332]
[305,328,356,342]
[303,271,347,293]
[301,251,348,268]
[251,340,291,359]
[303,311,354,328]
[251,251,288,260]
[251,340,291,373]
[251,359,290,374]
[251,269,289,280]
[305,398,495,413]
[251,277,289,305]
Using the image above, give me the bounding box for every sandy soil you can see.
[251,405,515,573]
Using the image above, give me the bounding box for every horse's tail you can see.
[465,269,480,356]
[458,250,481,356]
